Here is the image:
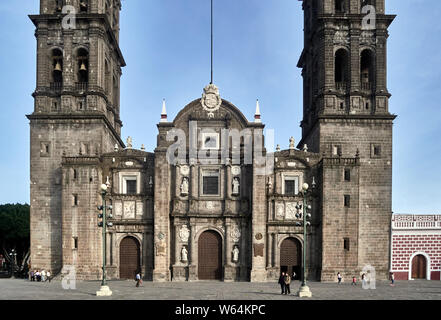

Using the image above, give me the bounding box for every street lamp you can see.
[295,180,314,298]
[9,249,17,278]
[96,182,113,296]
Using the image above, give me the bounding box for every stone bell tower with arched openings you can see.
[27,0,125,273]
[297,0,396,280]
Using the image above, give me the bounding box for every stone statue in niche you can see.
[180,177,189,195]
[232,246,240,263]
[232,177,240,195]
[181,246,188,262]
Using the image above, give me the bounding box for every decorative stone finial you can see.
[114,144,119,152]
[254,99,261,123]
[126,136,132,149]
[276,144,281,152]
[289,137,295,150]
[141,144,145,151]
[160,99,167,122]
[201,83,221,118]
[303,144,308,152]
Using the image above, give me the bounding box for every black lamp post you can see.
[9,249,17,278]
[295,178,316,298]
[96,181,113,296]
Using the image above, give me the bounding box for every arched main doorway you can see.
[198,230,222,280]
[411,254,427,279]
[280,237,301,280]
[119,236,140,279]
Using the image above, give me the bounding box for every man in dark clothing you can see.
[278,272,286,294]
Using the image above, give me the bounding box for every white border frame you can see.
[408,251,431,280]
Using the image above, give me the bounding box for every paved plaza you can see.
[0,279,440,300]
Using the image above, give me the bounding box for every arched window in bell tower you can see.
[79,0,88,13]
[335,49,349,90]
[360,49,375,91]
[76,48,89,89]
[55,0,63,13]
[335,0,346,13]
[50,48,63,91]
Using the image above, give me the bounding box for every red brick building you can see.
[391,214,441,280]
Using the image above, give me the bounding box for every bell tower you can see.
[27,0,125,273]
[297,0,396,280]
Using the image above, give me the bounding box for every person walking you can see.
[361,273,366,287]
[278,272,286,295]
[135,272,141,287]
[30,270,34,282]
[47,270,51,283]
[352,276,357,285]
[41,270,47,282]
[292,271,296,281]
[390,272,395,286]
[337,272,342,284]
[284,273,291,295]
[36,270,41,282]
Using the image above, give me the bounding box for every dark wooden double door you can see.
[412,255,427,279]
[198,231,222,280]
[280,238,301,280]
[120,236,140,279]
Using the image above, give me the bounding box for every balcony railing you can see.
[361,82,373,91]
[75,82,88,92]
[49,82,62,92]
[335,82,347,91]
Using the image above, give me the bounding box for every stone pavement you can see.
[0,279,440,300]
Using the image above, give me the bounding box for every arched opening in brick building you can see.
[335,49,349,90]
[119,236,141,280]
[50,48,63,89]
[335,0,346,13]
[280,237,301,280]
[411,254,427,279]
[360,49,375,91]
[198,230,222,280]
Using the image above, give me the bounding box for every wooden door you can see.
[280,238,301,279]
[120,236,140,279]
[411,255,426,279]
[198,231,222,280]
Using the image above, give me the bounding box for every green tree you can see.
[0,203,30,273]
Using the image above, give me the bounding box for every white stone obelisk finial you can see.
[160,99,167,123]
[254,99,261,123]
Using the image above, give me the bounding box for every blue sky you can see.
[0,1,440,214]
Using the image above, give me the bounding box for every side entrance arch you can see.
[280,237,301,280]
[198,230,222,280]
[119,236,140,279]
[411,254,427,279]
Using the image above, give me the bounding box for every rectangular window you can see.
[201,132,219,150]
[332,145,342,156]
[40,142,51,157]
[126,180,137,195]
[344,169,351,182]
[202,170,219,195]
[371,144,382,158]
[344,195,350,207]
[73,195,78,206]
[73,237,78,249]
[283,176,299,195]
[344,238,350,251]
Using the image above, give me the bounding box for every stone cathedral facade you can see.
[27,0,396,282]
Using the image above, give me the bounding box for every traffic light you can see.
[97,204,113,228]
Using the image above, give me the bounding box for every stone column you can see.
[266,232,272,268]
[272,233,276,267]
[189,219,197,280]
[350,29,361,91]
[190,164,197,199]
[226,164,232,198]
[175,165,181,198]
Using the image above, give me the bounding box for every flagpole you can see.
[211,0,213,84]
